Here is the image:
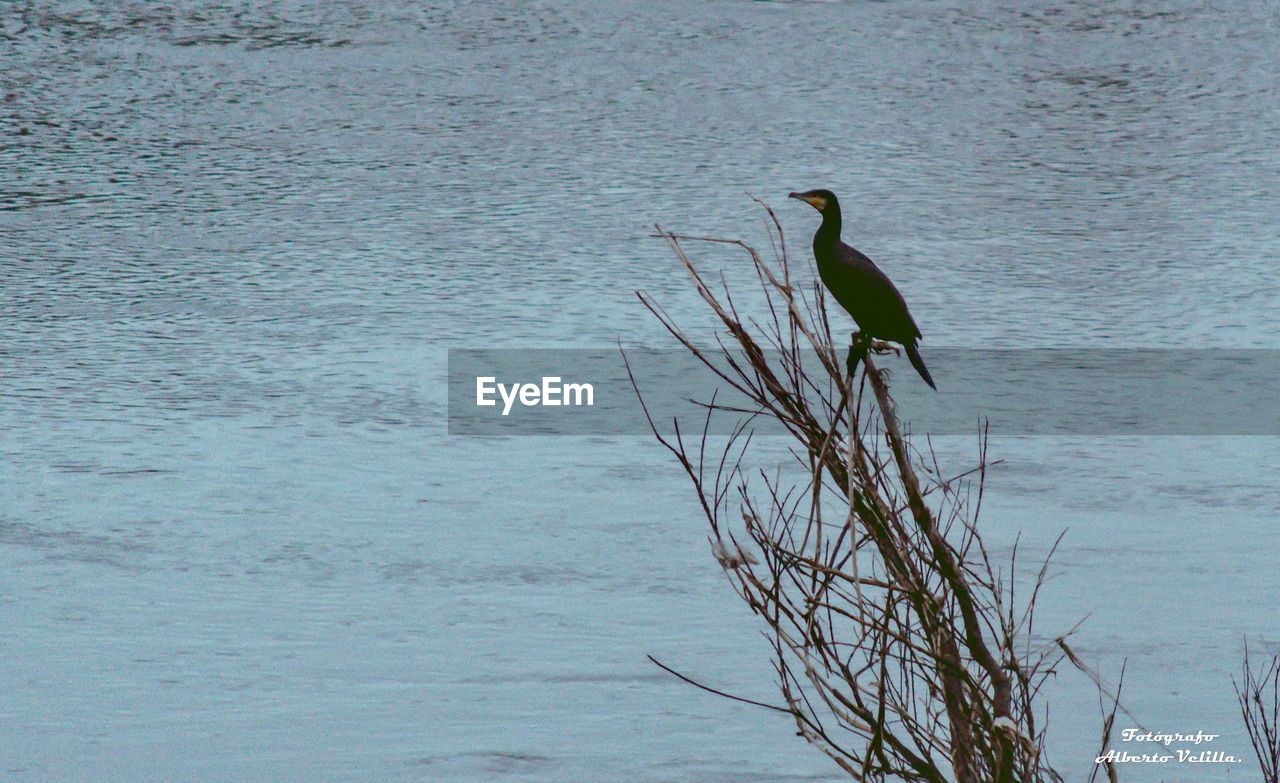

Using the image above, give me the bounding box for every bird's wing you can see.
[825,242,923,342]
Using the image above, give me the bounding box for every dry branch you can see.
[630,200,1125,782]
[1236,643,1280,782]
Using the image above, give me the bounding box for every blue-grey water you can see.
[3,2,1279,781]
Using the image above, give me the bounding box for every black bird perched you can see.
[789,188,936,390]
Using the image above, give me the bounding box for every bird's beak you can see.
[789,191,824,211]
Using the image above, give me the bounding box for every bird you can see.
[789,188,936,390]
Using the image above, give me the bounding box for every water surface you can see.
[3,1,1280,780]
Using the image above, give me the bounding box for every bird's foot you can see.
[868,339,901,357]
[845,332,872,379]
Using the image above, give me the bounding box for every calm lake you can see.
[3,1,1279,781]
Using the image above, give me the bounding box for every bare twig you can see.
[1235,642,1280,782]
[632,201,1123,782]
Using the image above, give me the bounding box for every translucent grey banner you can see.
[448,348,1280,436]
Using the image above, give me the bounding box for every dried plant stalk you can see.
[628,201,1122,782]
[1236,643,1280,783]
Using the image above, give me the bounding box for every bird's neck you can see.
[814,208,842,249]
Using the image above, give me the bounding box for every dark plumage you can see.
[788,188,936,389]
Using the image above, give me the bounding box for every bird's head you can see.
[788,189,838,215]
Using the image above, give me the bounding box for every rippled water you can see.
[3,2,1279,781]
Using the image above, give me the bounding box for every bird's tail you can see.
[905,342,936,390]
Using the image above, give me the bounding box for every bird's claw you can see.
[846,332,871,379]
[868,339,900,357]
